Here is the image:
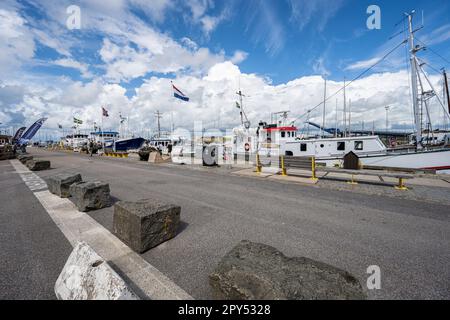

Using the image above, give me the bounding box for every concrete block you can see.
[209,240,366,300]
[18,155,33,164]
[148,152,171,163]
[113,199,181,253]
[69,181,111,212]
[55,242,139,300]
[0,152,15,161]
[26,160,50,171]
[47,173,82,198]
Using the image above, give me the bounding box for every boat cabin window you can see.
[281,132,286,138]
[337,141,345,151]
[300,143,307,152]
[354,141,363,151]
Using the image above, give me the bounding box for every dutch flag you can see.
[172,82,189,102]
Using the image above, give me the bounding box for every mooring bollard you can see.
[347,174,358,185]
[256,153,262,174]
[311,157,318,182]
[395,177,408,191]
[281,156,287,176]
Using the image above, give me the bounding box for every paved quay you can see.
[0,160,72,299]
[1,148,449,300]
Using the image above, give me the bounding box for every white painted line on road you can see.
[10,159,193,300]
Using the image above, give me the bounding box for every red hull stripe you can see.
[264,127,298,132]
[423,165,450,170]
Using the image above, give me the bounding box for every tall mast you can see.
[335,99,338,138]
[407,12,422,149]
[343,78,347,137]
[322,77,327,138]
[348,98,352,136]
[236,89,250,129]
[119,112,122,138]
[237,90,244,126]
[443,69,450,115]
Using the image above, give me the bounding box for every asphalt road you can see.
[0,160,72,299]
[2,148,450,300]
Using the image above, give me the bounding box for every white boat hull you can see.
[360,149,450,171]
[318,149,450,172]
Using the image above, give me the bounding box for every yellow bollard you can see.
[311,157,318,182]
[347,175,358,185]
[395,178,408,190]
[281,156,287,176]
[256,153,262,174]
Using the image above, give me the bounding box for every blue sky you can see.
[22,0,450,86]
[1,0,450,135]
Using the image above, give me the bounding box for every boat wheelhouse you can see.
[283,135,387,166]
[64,133,89,151]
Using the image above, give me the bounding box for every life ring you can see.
[244,143,250,152]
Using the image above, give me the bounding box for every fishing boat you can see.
[112,113,146,152]
[114,137,146,152]
[236,12,450,172]
[239,113,449,172]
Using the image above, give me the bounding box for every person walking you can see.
[89,139,94,157]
